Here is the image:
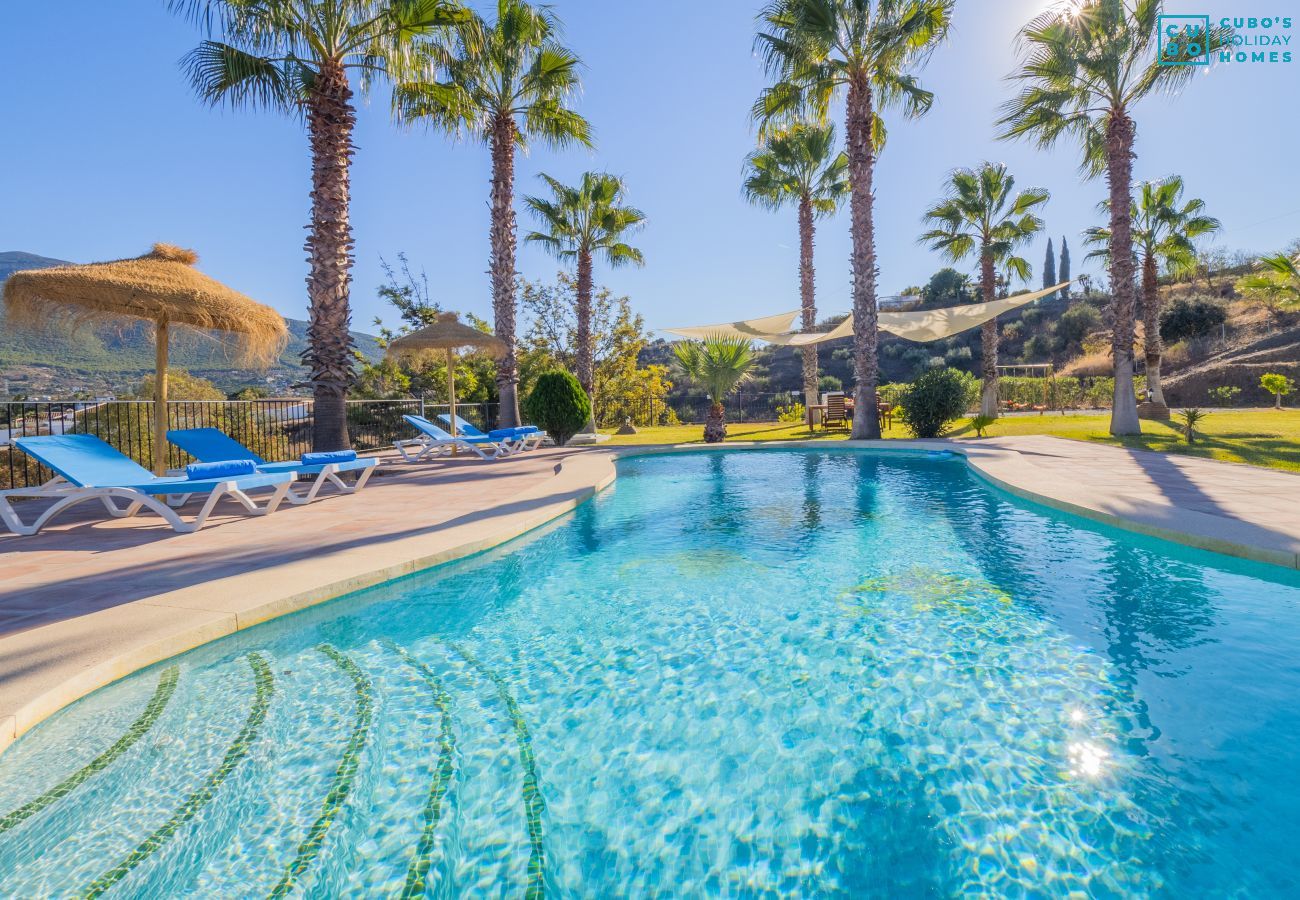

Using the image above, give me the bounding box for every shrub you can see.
[1208,385,1241,406]
[1160,298,1227,343]
[818,375,843,392]
[1055,304,1102,349]
[944,345,972,365]
[1022,334,1054,362]
[776,403,806,423]
[897,367,978,438]
[1177,408,1209,444]
[523,370,591,446]
[968,413,996,438]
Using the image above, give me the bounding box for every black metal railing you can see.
[0,399,502,490]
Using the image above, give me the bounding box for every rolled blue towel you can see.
[487,427,531,441]
[185,459,257,480]
[301,450,358,465]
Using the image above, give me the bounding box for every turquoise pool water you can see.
[3,449,1300,897]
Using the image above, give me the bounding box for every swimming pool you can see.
[2,449,1299,897]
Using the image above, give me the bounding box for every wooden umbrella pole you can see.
[154,318,169,475]
[447,348,458,457]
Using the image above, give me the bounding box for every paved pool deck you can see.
[1,436,1298,752]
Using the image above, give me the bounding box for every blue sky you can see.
[1,1,1296,337]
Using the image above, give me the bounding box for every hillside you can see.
[0,251,382,396]
[643,280,1299,409]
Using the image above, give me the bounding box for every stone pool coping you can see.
[3,436,1297,754]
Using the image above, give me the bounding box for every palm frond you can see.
[181,40,304,111]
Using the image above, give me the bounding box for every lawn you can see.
[602,409,1300,472]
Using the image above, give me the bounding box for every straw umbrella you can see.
[387,312,506,445]
[2,244,287,474]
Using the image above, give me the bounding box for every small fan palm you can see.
[524,172,645,425]
[1237,253,1300,315]
[673,337,756,443]
[1084,175,1220,404]
[998,0,1228,435]
[920,162,1049,418]
[743,122,848,409]
[754,0,954,440]
[172,0,469,450]
[394,0,592,427]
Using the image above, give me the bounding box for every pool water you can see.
[3,450,1300,898]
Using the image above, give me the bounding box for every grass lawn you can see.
[602,409,1300,472]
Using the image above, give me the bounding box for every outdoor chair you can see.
[435,413,546,452]
[167,427,377,505]
[393,415,516,462]
[0,434,292,535]
[823,394,849,430]
[877,399,894,432]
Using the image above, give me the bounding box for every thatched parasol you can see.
[2,243,288,473]
[387,312,505,443]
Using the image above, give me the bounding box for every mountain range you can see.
[0,251,382,396]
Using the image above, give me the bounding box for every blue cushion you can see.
[301,450,358,465]
[185,459,257,480]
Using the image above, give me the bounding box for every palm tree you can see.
[395,0,592,427]
[743,122,848,411]
[920,162,1049,418]
[998,0,1227,435]
[173,0,467,450]
[673,337,756,443]
[755,0,954,440]
[524,172,645,430]
[1237,253,1300,315]
[1083,176,1220,405]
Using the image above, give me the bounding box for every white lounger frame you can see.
[280,462,377,505]
[392,435,511,463]
[164,461,377,505]
[0,476,292,536]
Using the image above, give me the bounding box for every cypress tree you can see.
[1059,236,1071,299]
[1043,237,1057,291]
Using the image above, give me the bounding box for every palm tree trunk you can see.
[304,59,357,451]
[846,73,881,440]
[1105,111,1141,435]
[575,247,596,433]
[490,113,521,428]
[1141,250,1165,405]
[704,401,727,443]
[979,252,999,418]
[798,193,819,413]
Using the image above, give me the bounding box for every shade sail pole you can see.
[446,348,458,457]
[154,318,169,475]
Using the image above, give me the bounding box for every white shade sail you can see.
[663,309,802,342]
[664,282,1072,346]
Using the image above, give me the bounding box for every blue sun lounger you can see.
[167,428,378,505]
[435,413,545,452]
[0,434,293,535]
[393,415,514,462]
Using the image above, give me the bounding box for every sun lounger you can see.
[393,415,513,462]
[0,434,292,535]
[167,428,377,505]
[435,413,546,452]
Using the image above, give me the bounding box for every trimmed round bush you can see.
[897,367,978,438]
[523,370,591,446]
